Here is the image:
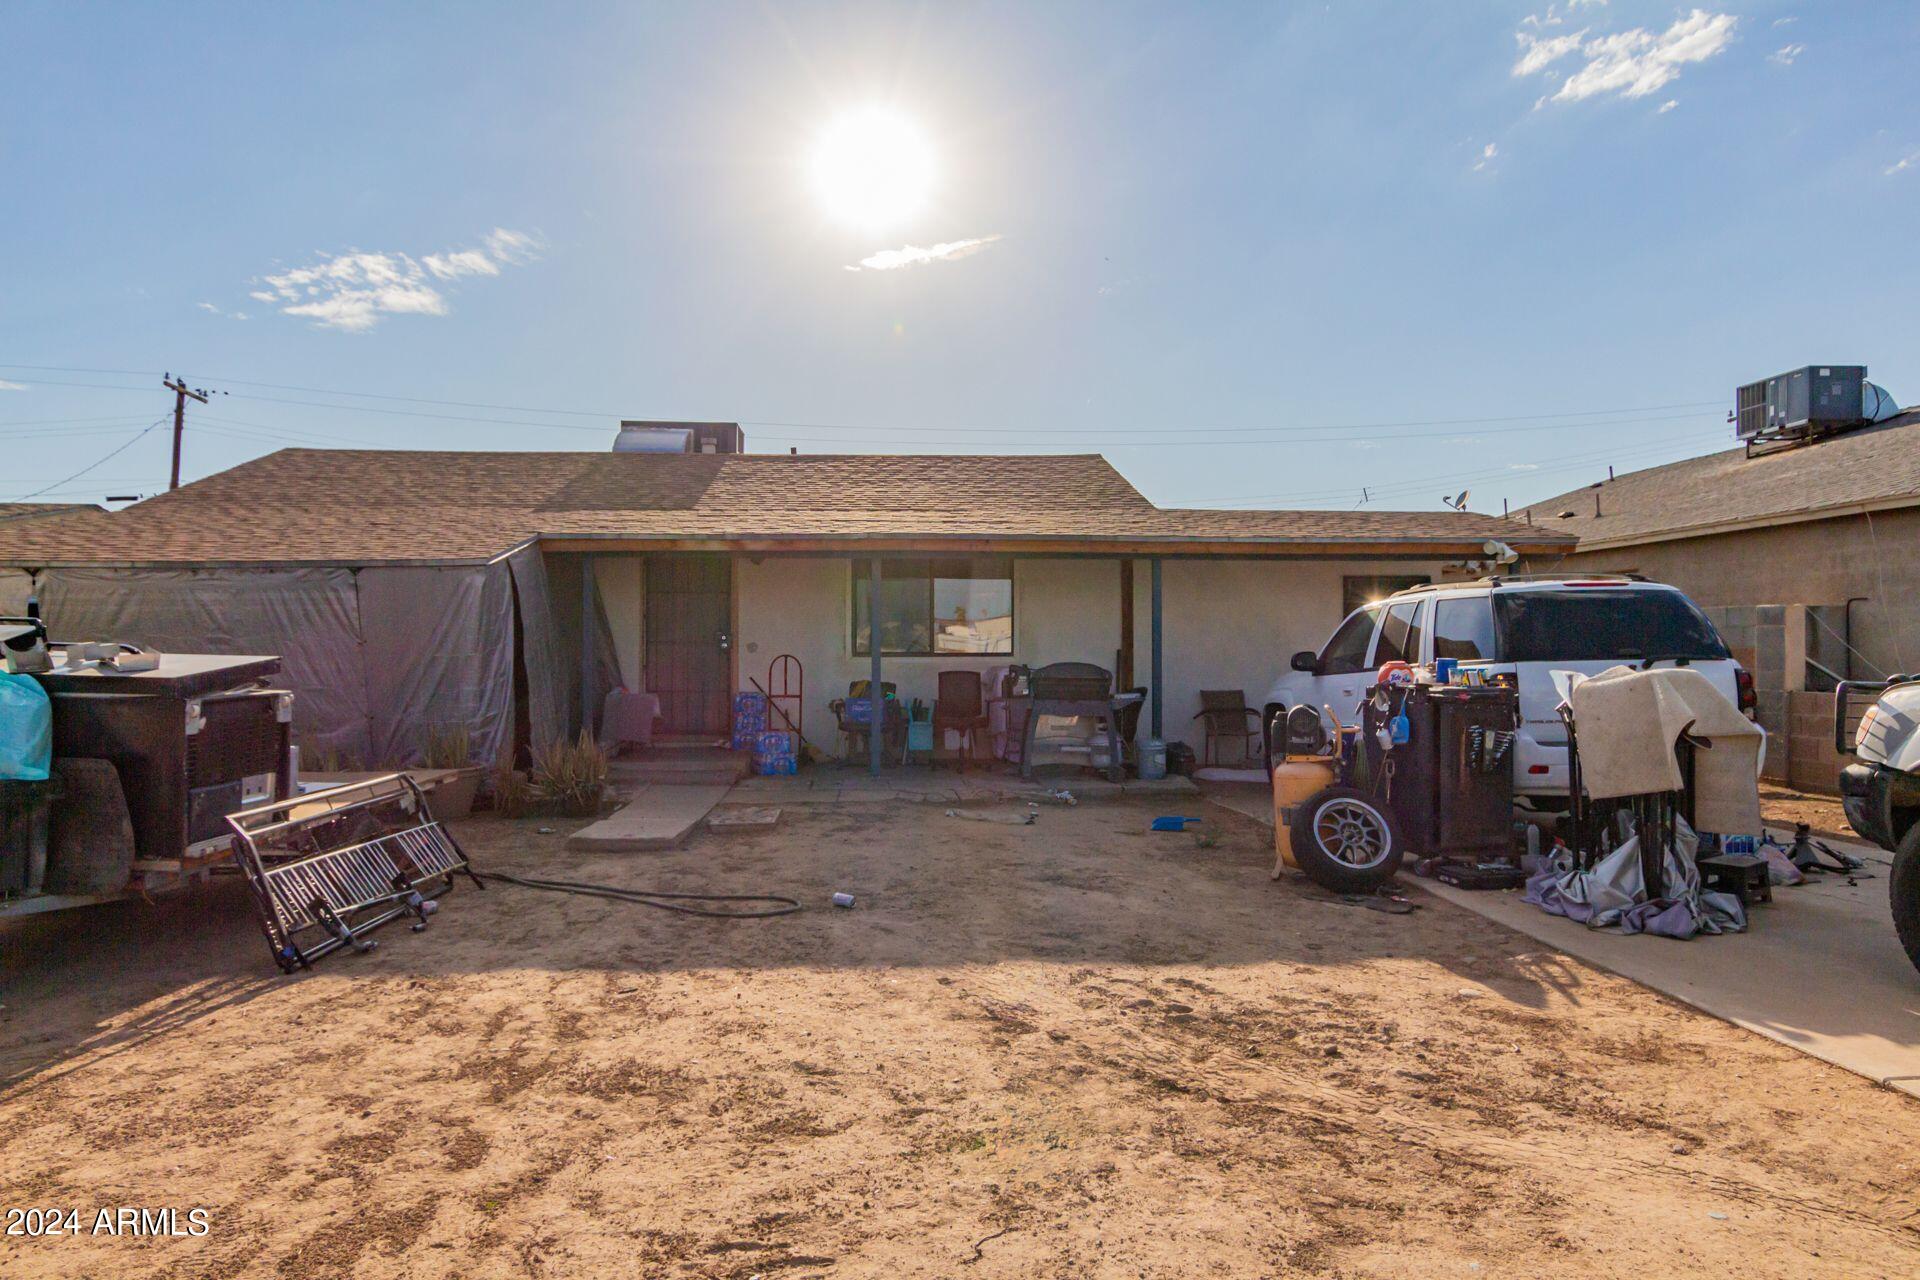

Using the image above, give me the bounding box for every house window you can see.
[1341,574,1429,617]
[853,558,1014,656]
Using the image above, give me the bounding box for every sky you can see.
[3,2,1918,515]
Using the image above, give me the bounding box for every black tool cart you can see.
[1365,683,1518,868]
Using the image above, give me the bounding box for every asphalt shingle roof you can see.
[0,502,106,526]
[1515,408,1920,549]
[0,449,1572,566]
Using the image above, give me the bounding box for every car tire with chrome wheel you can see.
[1288,785,1405,894]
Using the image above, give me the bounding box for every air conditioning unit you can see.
[1735,366,1867,442]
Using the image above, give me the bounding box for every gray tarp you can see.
[543,553,623,742]
[40,566,373,762]
[0,569,31,618]
[358,563,516,770]
[25,556,565,770]
[506,547,565,752]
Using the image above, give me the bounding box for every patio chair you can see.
[1193,689,1262,766]
[829,680,904,763]
[932,670,990,771]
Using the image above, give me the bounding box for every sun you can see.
[808,107,934,232]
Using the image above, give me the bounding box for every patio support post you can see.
[1150,557,1163,740]
[580,553,596,741]
[869,557,884,776]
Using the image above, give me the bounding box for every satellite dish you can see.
[1442,490,1470,511]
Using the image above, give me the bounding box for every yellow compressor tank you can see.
[1270,758,1337,874]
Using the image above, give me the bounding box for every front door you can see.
[643,554,733,736]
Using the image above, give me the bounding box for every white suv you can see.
[1263,575,1759,813]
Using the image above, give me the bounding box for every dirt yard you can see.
[3,794,1918,1278]
[1760,783,1856,843]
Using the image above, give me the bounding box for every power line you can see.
[3,363,1728,441]
[1176,433,1724,509]
[15,417,168,500]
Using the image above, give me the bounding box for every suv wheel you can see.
[1892,823,1920,976]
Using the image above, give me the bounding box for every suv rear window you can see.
[1492,589,1729,664]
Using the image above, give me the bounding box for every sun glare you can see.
[808,107,933,231]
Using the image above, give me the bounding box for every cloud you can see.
[1773,15,1797,27]
[420,249,499,280]
[1886,150,1920,177]
[1472,142,1499,172]
[1513,29,1586,76]
[1515,9,1738,105]
[1658,99,1679,113]
[0,379,25,391]
[251,227,543,331]
[846,234,1001,272]
[197,301,250,320]
[1768,43,1805,66]
[1509,462,1541,472]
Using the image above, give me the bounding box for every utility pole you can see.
[162,373,210,491]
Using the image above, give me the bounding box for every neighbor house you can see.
[0,430,1572,770]
[1516,405,1920,790]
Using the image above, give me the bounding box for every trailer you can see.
[0,646,295,919]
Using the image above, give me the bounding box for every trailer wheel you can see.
[1289,785,1404,894]
[1892,822,1920,977]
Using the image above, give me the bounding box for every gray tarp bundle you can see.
[1524,817,1747,940]
[10,548,583,770]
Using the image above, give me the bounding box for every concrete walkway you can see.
[1205,781,1920,1097]
[566,784,733,852]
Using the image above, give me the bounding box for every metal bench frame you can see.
[226,773,482,972]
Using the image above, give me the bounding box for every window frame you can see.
[850,557,1016,658]
[1373,598,1428,667]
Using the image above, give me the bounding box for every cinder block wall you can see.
[1787,690,1845,795]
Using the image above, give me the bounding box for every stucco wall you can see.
[732,556,1121,750]
[1523,507,1920,681]
[728,554,1450,759]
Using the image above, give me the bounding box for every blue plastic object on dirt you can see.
[0,673,52,781]
[1151,816,1202,832]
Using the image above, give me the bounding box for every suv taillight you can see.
[1734,667,1756,717]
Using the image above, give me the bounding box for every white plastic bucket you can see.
[1137,737,1168,781]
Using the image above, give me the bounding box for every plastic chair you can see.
[829,681,904,763]
[932,671,989,771]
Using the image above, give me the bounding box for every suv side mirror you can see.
[1290,650,1318,673]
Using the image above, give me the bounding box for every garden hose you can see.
[469,869,802,918]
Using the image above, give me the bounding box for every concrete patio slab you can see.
[706,805,782,830]
[1204,780,1920,1096]
[730,766,1198,807]
[565,785,732,852]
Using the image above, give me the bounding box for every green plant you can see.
[423,722,474,770]
[302,743,360,775]
[530,732,608,817]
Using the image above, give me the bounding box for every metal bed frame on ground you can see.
[226,773,482,972]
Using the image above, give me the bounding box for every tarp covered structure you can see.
[10,548,582,771]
